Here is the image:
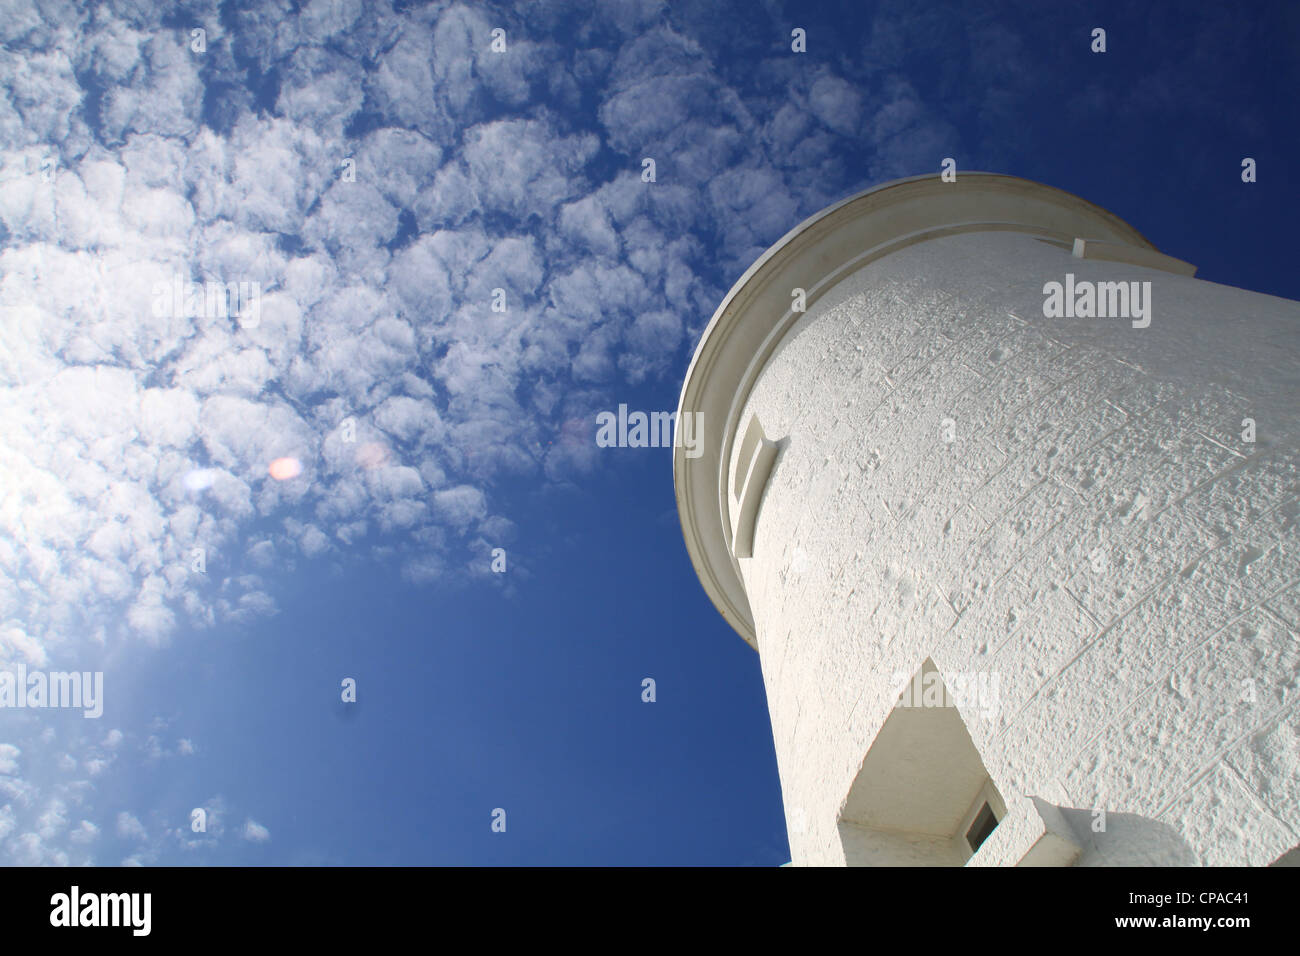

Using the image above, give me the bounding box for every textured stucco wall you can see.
[731,229,1300,866]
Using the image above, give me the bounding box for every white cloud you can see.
[558,194,620,257]
[373,396,445,445]
[461,118,599,220]
[241,819,271,843]
[116,811,147,841]
[36,798,67,839]
[369,24,455,142]
[808,74,864,135]
[0,626,48,666]
[299,0,365,43]
[0,47,84,147]
[431,485,487,532]
[99,34,204,145]
[0,744,21,776]
[69,819,99,845]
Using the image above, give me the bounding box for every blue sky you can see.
[0,0,1296,865]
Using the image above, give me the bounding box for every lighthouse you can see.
[674,173,1300,866]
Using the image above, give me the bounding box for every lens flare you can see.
[356,442,389,470]
[183,469,215,491]
[268,457,302,481]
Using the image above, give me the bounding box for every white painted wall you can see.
[729,228,1300,866]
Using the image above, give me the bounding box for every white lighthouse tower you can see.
[674,173,1300,866]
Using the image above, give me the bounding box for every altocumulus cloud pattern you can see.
[0,0,1296,870]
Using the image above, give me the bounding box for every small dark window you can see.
[966,802,999,853]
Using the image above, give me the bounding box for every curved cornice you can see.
[673,172,1159,649]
